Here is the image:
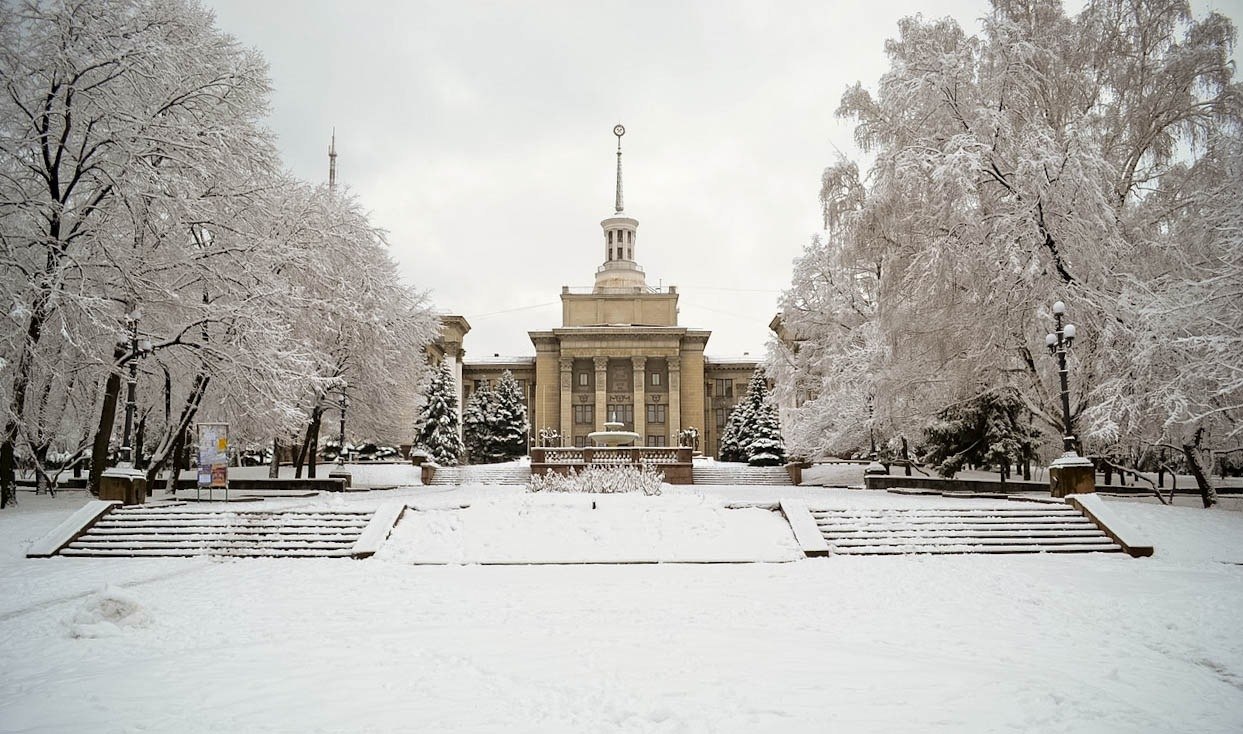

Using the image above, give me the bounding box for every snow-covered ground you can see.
[2,485,1242,732]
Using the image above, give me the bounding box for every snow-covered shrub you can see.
[528,465,663,496]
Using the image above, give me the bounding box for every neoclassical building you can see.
[432,127,760,457]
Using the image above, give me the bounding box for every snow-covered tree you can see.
[415,362,463,466]
[462,375,530,465]
[774,0,1241,499]
[490,371,530,462]
[921,389,1042,480]
[737,372,785,466]
[717,401,749,463]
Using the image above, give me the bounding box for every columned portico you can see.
[632,356,646,441]
[668,355,681,441]
[593,356,608,432]
[559,356,573,445]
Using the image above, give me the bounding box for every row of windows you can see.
[709,379,733,398]
[573,403,665,425]
[571,435,668,447]
[577,372,662,387]
[608,247,633,261]
[607,230,634,245]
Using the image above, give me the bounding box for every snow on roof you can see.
[704,354,762,365]
[465,354,536,366]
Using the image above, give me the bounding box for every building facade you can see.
[433,127,761,458]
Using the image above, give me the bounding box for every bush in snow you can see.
[528,465,663,496]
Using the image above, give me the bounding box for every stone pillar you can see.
[667,355,681,442]
[559,357,573,446]
[1049,452,1095,497]
[632,356,647,444]
[594,356,609,431]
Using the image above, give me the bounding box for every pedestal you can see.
[99,468,147,505]
[1049,452,1095,497]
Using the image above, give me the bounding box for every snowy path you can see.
[1,488,1241,732]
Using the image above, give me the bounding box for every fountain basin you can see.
[587,421,641,447]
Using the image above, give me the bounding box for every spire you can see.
[613,123,625,214]
[328,128,338,193]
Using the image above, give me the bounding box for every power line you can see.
[466,301,560,320]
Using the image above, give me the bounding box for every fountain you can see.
[587,420,641,447]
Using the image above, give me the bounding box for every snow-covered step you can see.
[808,503,1123,556]
[36,503,406,559]
[427,465,532,485]
[692,464,793,486]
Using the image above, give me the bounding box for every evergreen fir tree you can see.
[737,371,786,466]
[718,401,749,463]
[415,361,464,465]
[491,371,530,461]
[462,381,495,464]
[461,371,530,464]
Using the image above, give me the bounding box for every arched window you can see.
[608,231,613,245]
[628,231,633,244]
[609,248,613,260]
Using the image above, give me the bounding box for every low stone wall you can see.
[530,447,695,485]
[863,474,1054,494]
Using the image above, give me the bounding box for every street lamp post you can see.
[336,388,348,466]
[119,309,153,467]
[1045,301,1078,453]
[1044,300,1094,497]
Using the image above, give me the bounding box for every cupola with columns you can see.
[594,124,647,291]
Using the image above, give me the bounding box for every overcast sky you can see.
[200,0,1234,360]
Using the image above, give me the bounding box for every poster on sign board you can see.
[197,423,229,488]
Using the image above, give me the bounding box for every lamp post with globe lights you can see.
[1044,300,1095,497]
[336,386,349,466]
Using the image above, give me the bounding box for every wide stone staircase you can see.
[692,463,793,486]
[809,503,1122,555]
[427,464,532,486]
[40,504,401,558]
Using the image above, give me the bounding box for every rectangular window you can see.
[715,379,733,398]
[651,372,661,387]
[608,231,613,244]
[578,372,588,387]
[573,404,594,425]
[607,404,633,425]
[574,435,587,448]
[715,408,727,429]
[647,435,666,447]
[646,404,666,423]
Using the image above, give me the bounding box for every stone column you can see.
[632,356,647,443]
[594,356,609,432]
[667,355,681,441]
[559,357,573,446]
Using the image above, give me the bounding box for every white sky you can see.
[201,0,1236,359]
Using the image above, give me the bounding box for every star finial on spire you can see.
[613,124,625,214]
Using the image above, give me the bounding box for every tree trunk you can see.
[900,436,912,476]
[1182,427,1217,509]
[269,438,280,478]
[144,373,209,491]
[88,344,128,496]
[164,427,187,493]
[294,428,310,479]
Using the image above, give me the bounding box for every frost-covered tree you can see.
[415,362,463,466]
[775,0,1241,498]
[0,0,276,505]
